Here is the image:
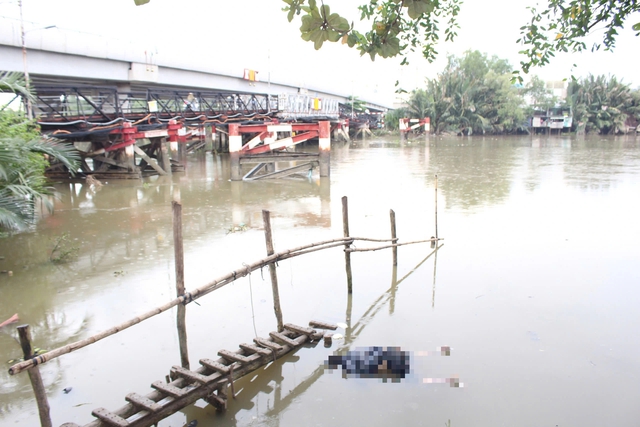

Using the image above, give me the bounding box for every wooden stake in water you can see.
[172,201,190,369]
[435,175,439,240]
[263,210,284,332]
[342,196,353,293]
[390,209,398,266]
[17,325,52,427]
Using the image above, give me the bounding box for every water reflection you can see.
[207,246,442,427]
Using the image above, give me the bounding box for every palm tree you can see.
[568,74,635,134]
[1,72,80,232]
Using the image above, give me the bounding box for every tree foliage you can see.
[1,74,80,232]
[404,51,525,135]
[518,1,640,75]
[567,74,639,134]
[283,0,461,63]
[135,1,638,73]
[524,75,558,111]
[0,135,80,232]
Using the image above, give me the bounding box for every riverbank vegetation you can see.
[1,72,80,233]
[390,50,640,136]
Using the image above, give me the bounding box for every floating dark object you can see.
[63,387,72,394]
[186,420,198,427]
[326,346,410,382]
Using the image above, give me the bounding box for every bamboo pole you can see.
[342,196,353,294]
[8,238,352,375]
[345,238,442,252]
[172,201,190,370]
[263,210,284,332]
[390,209,398,266]
[435,175,439,240]
[17,325,52,427]
[9,230,440,376]
[432,245,439,308]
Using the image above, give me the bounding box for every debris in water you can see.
[332,333,344,340]
[336,322,348,329]
[226,223,247,234]
[63,387,72,394]
[185,420,198,427]
[326,346,409,382]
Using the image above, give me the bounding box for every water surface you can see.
[1,135,639,427]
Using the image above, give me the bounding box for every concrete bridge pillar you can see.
[229,123,242,181]
[319,121,330,178]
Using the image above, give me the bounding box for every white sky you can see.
[2,0,639,106]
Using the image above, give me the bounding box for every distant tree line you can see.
[387,50,640,136]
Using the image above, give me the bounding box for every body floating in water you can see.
[325,346,461,386]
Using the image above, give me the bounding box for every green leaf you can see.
[633,22,640,31]
[406,0,434,20]
[327,13,350,32]
[133,0,150,5]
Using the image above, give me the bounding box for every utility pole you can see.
[19,0,33,119]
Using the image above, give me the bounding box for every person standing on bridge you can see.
[185,92,199,112]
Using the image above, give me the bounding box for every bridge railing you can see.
[32,86,342,125]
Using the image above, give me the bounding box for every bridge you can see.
[0,16,389,180]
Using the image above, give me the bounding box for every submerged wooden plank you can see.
[125,393,162,413]
[150,381,188,398]
[200,358,230,375]
[253,337,284,352]
[248,162,318,181]
[91,408,130,427]
[269,331,299,347]
[204,391,227,412]
[309,320,338,330]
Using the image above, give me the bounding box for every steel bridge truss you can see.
[33,86,277,126]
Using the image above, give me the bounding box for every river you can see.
[1,134,639,427]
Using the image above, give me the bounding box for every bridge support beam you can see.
[205,126,213,152]
[319,121,330,178]
[229,124,242,181]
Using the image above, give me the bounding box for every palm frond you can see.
[0,71,34,101]
[24,138,81,175]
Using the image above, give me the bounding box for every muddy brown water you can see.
[1,135,639,427]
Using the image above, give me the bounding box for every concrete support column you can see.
[205,125,213,151]
[121,122,137,172]
[319,121,330,178]
[124,145,136,172]
[168,120,180,161]
[158,137,172,175]
[229,123,242,181]
[178,140,187,164]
